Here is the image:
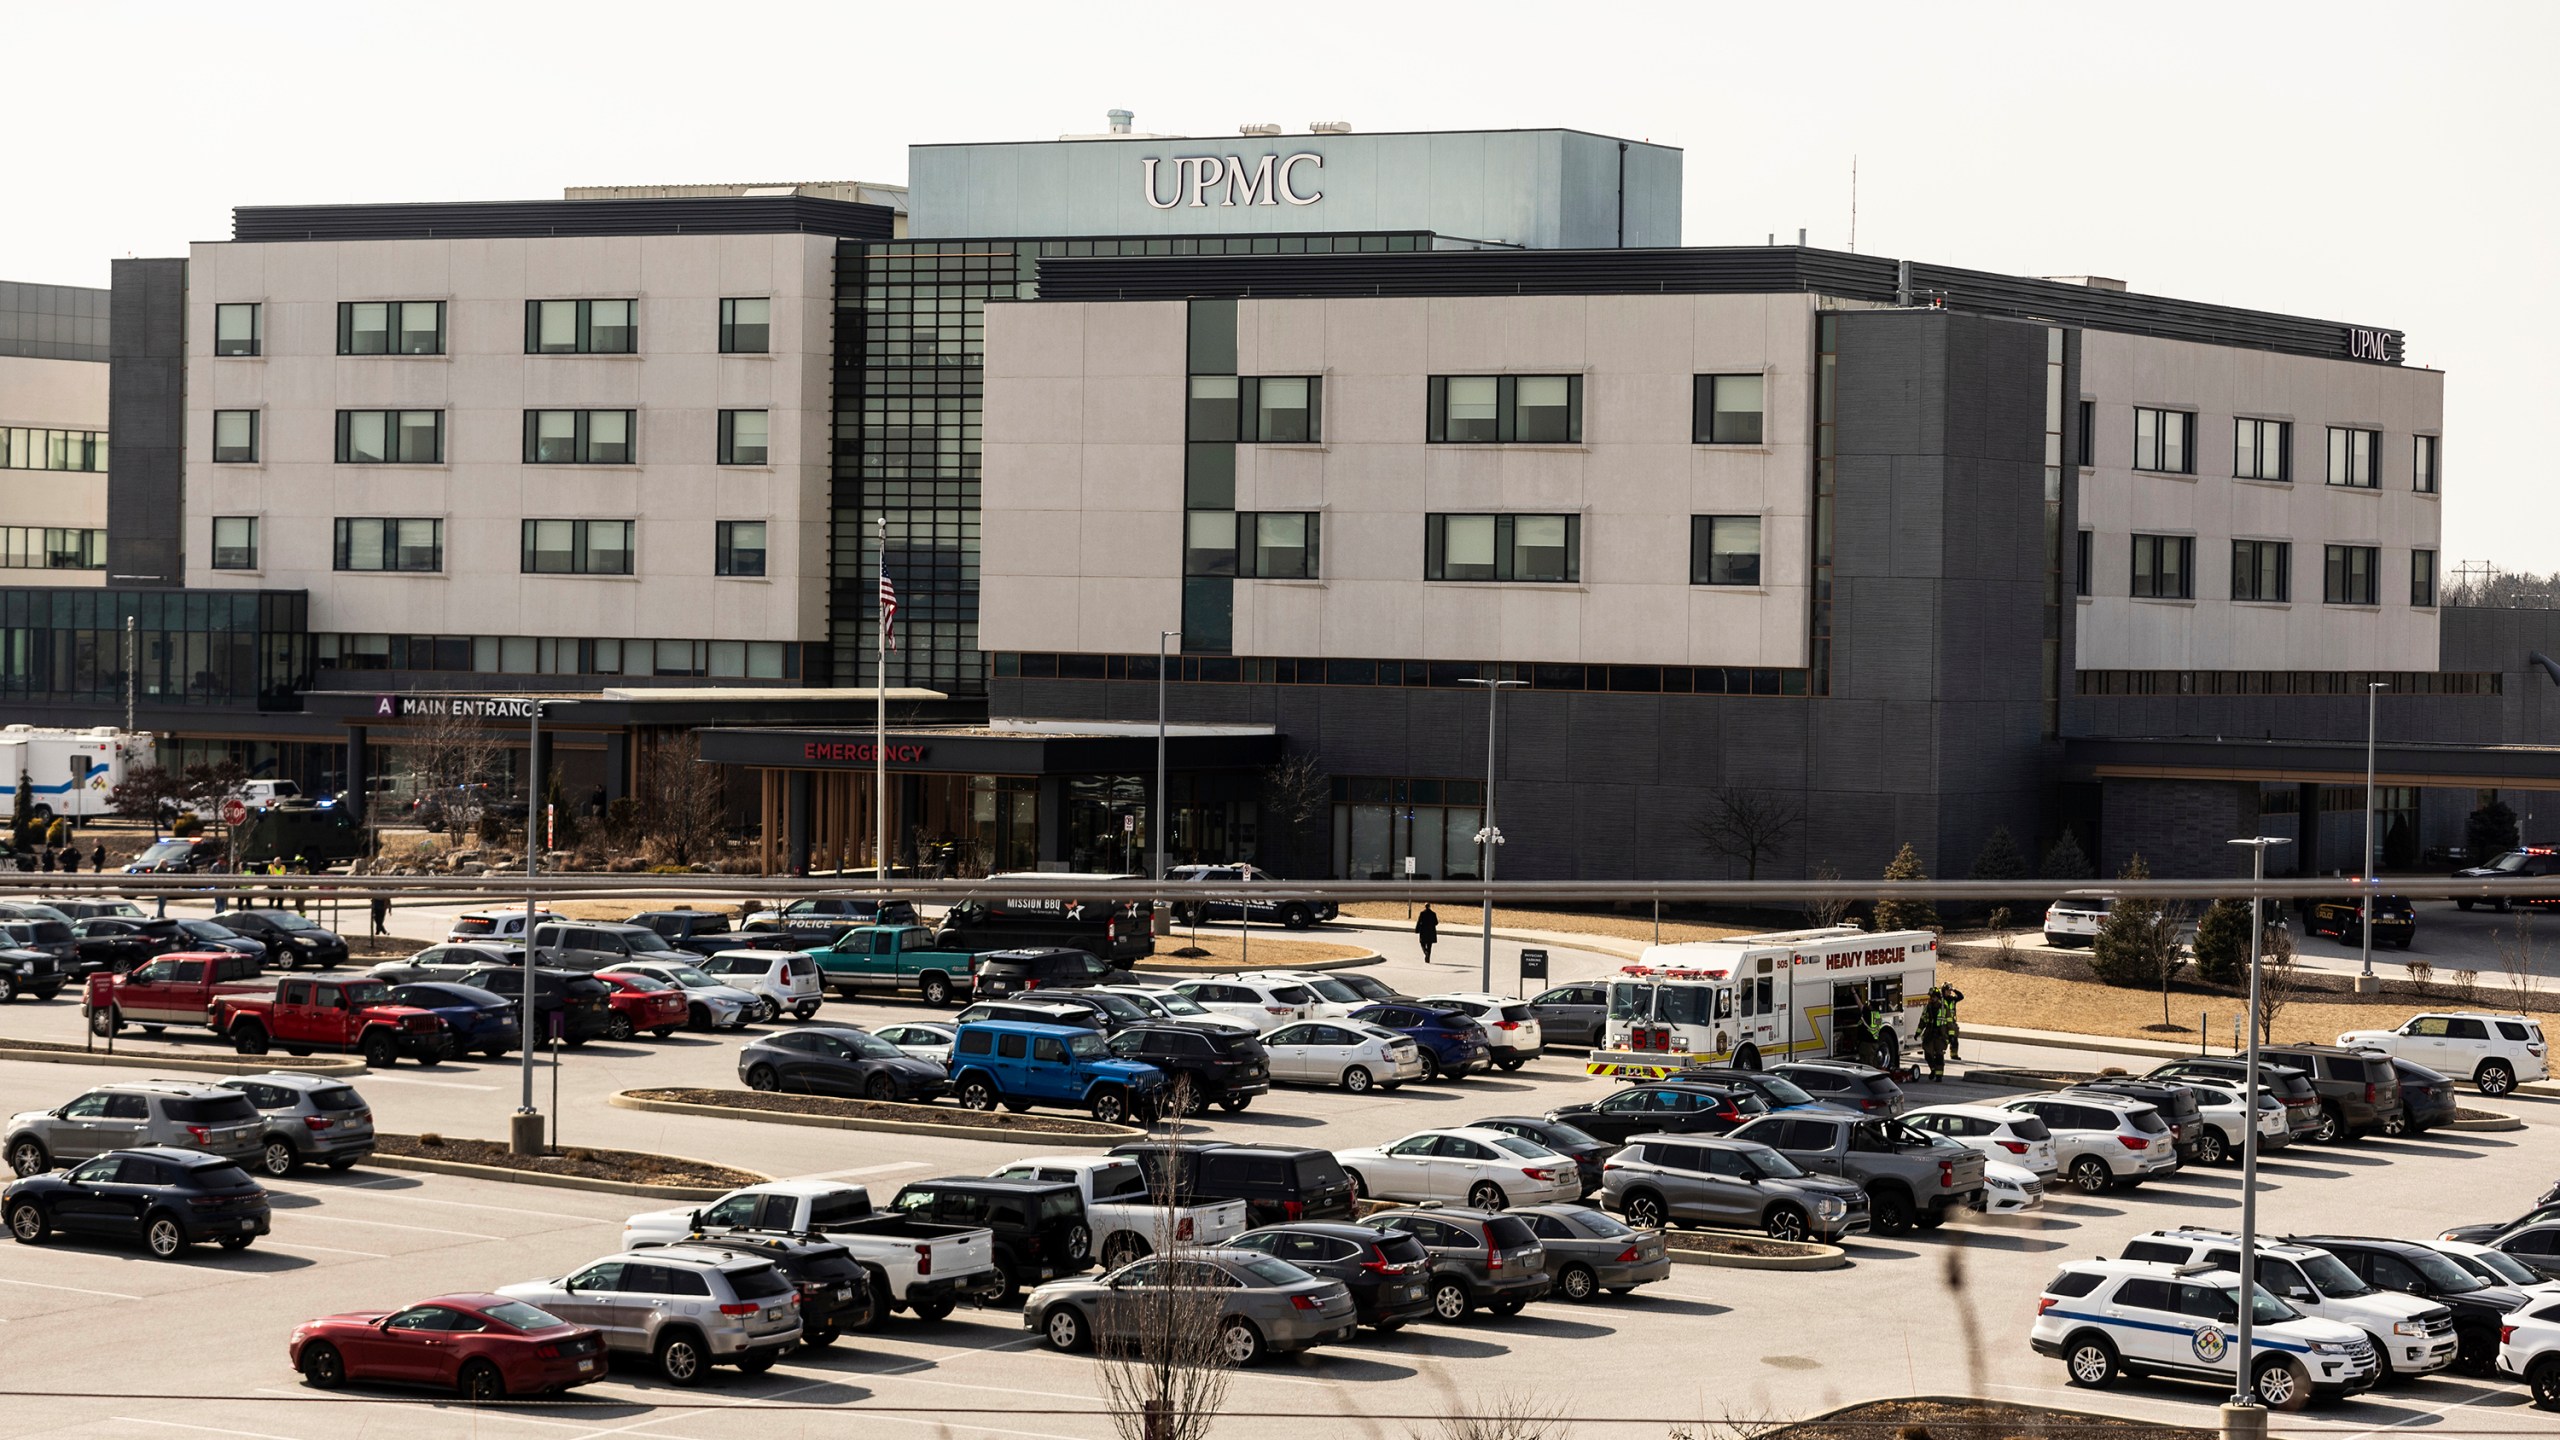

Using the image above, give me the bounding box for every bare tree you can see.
[634,731,729,867]
[2254,921,2302,1044]
[1258,752,1329,877]
[1803,862,1852,929]
[1094,1112,1234,1440]
[398,708,503,843]
[1416,1392,1566,1440]
[1690,787,1801,881]
[2494,912,2539,1011]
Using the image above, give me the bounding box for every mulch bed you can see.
[635,1086,1133,1137]
[379,1133,757,1189]
[1663,1230,1820,1259]
[1773,1397,2204,1440]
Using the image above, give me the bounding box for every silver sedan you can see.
[1023,1249,1358,1365]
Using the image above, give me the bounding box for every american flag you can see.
[878,567,898,652]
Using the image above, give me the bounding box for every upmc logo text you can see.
[802,741,932,763]
[1142,153,1323,210]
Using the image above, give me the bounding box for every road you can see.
[0,905,2553,1437]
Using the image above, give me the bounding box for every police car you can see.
[2032,1257,2378,1409]
[2120,1228,2457,1380]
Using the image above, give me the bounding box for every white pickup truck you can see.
[623,1180,998,1323]
[987,1154,1248,1270]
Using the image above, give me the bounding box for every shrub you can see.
[2039,831,2095,881]
[1872,842,1941,934]
[2467,800,2520,863]
[2191,897,2252,986]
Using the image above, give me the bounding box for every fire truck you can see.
[1585,926,1940,1080]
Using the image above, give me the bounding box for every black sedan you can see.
[1224,1221,1436,1331]
[215,911,350,969]
[1546,1081,1768,1147]
[738,1025,949,1102]
[70,917,175,974]
[4,1146,269,1257]
[154,918,267,964]
[2388,1059,2460,1135]
[387,983,523,1058]
[2301,893,2415,948]
[1469,1114,1615,1194]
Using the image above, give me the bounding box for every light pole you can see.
[1458,675,1527,993]
[2224,834,2290,1427]
[2356,681,2385,993]
[1155,630,1178,882]
[514,697,573,1157]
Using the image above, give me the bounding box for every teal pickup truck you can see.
[808,925,983,1007]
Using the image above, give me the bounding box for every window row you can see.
[2122,405,2439,492]
[0,527,104,570]
[1177,512,1767,587]
[224,518,768,577]
[313,631,799,680]
[1,427,107,472]
[1181,373,1770,448]
[212,409,772,465]
[213,298,774,357]
[2108,532,2436,606]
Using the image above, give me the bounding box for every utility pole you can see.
[2223,834,2290,1434]
[1154,630,1177,883]
[1458,675,1526,993]
[2356,681,2384,994]
[514,698,572,1157]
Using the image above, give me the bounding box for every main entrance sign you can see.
[1141,153,1323,210]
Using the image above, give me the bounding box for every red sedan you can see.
[290,1293,604,1399]
[594,971,689,1040]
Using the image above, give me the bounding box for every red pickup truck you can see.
[213,975,454,1066]
[85,950,271,1037]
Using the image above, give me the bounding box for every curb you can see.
[1965,1026,2205,1061]
[0,1044,368,1078]
[2446,1110,2525,1133]
[609,1090,1146,1146]
[366,1148,765,1201]
[1666,1234,1848,1272]
[1133,950,1382,976]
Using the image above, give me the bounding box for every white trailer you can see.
[1585,926,1940,1080]
[0,726,155,821]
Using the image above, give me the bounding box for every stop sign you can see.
[219,797,249,827]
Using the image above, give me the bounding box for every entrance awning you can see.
[2066,735,2560,789]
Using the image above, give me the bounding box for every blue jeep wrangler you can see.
[947,1019,1168,1125]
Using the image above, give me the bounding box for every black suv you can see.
[2258,1043,2402,1143]
[2451,847,2560,911]
[1225,1221,1434,1330]
[889,1175,1092,1299]
[216,911,351,970]
[970,947,1135,998]
[1106,1024,1271,1113]
[626,910,816,958]
[639,1229,874,1346]
[2068,1079,2209,1163]
[2,1145,270,1257]
[448,966,616,1046]
[2291,1233,2531,1376]
[1546,1081,1768,1147]
[1105,1141,1357,1226]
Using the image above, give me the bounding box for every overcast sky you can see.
[11,2,2550,570]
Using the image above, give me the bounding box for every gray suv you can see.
[217,1073,376,1177]
[1368,1206,1551,1321]
[6,1081,265,1176]
[1601,1133,1870,1242]
[530,922,680,973]
[499,1246,801,1385]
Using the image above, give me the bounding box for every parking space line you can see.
[281,1178,614,1223]
[351,1075,498,1090]
[117,1420,307,1440]
[874,1374,1097,1403]
[268,1241,389,1258]
[0,1274,143,1300]
[288,1213,501,1240]
[787,1161,930,1181]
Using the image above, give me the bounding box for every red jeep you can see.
[214,975,454,1066]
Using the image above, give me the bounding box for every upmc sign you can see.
[1142,153,1323,210]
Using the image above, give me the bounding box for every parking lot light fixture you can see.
[1458,675,1526,992]
[2225,833,2290,1413]
[515,698,572,1157]
[2358,681,2385,992]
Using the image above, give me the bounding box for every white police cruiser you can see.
[2122,1228,2457,1380]
[2032,1257,2378,1409]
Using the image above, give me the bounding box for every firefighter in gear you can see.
[1929,983,1966,1061]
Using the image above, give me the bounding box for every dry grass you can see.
[1141,931,1373,968]
[545,898,745,923]
[1338,902,1752,947]
[1948,960,2560,1047]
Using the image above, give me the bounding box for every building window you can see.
[335,410,444,464]
[2,427,107,472]
[717,410,769,465]
[2132,408,2194,474]
[2326,426,2380,488]
[212,410,259,464]
[1245,511,1318,578]
[2413,434,2440,494]
[2231,539,2290,602]
[2234,418,2291,482]
[525,299,636,354]
[2076,399,2093,467]
[524,409,634,464]
[2411,548,2438,607]
[2324,544,2379,605]
[1693,374,1764,444]
[334,517,443,572]
[0,527,104,570]
[720,297,770,354]
[211,517,259,570]
[521,519,635,576]
[1427,375,1582,444]
[715,520,767,577]
[1426,513,1580,582]
[337,300,445,356]
[2130,533,2194,599]
[1247,377,1320,443]
[2075,529,2093,597]
[1690,515,1762,585]
[214,303,261,357]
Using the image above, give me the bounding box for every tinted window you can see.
[1483,1216,1539,1249]
[163,1095,259,1124]
[188,1164,254,1190]
[996,1033,1026,1059]
[2045,1270,2105,1299]
[726,1265,792,1301]
[2115,1278,2176,1312]
[808,1190,871,1228]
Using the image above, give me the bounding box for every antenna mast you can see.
[1849,155,1858,253]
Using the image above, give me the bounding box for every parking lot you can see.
[2,903,2555,1437]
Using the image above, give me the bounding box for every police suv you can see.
[2121,1228,2457,1381]
[2032,1257,2378,1409]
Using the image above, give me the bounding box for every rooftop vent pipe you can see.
[1106,109,1133,134]
[1309,120,1353,134]
[1239,122,1281,136]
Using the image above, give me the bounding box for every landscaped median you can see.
[611,1087,1148,1145]
[368,1133,763,1201]
[0,1037,367,1078]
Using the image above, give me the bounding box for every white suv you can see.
[2032,1257,2377,1408]
[2121,1229,2458,1381]
[1170,977,1317,1033]
[2002,1091,2178,1193]
[2176,1077,2294,1161]
[1419,993,1544,1071]
[2335,1011,2549,1097]
[1231,969,1368,1019]
[699,950,825,1022]
[2497,1290,2560,1408]
[1901,1104,2059,1179]
[2042,892,2111,948]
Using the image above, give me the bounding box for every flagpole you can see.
[875,517,889,887]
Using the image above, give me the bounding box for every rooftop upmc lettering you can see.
[1142,153,1323,210]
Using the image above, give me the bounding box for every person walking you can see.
[370,894,390,937]
[1415,904,1440,964]
[89,842,105,872]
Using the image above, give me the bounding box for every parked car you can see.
[1105,1141,1358,1227]
[937,879,1155,963]
[744,895,918,933]
[445,909,563,945]
[426,967,611,1050]
[956,997,1108,1032]
[946,1019,1169,1125]
[2301,893,2416,948]
[1527,981,1609,1048]
[1623,1065,1845,1116]
[1599,1133,1868,1240]
[1224,1221,1436,1329]
[737,1026,950,1102]
[2257,1042,2402,1143]
[289,1293,605,1398]
[808,924,979,1006]
[2065,1079,2208,1164]
[891,1174,1094,1298]
[122,838,221,874]
[1328,972,1405,1006]
[1,915,78,971]
[2172,1077,2295,1162]
[2042,891,2111,948]
[1771,1060,1905,1116]
[1258,1019,1423,1093]
[2478,1222,2560,1280]
[1171,975,1317,1031]
[2423,1235,2560,1296]
[1025,1248,1356,1363]
[873,1021,957,1065]
[213,975,455,1065]
[7,1079,265,1175]
[68,916,165,975]
[2289,1233,2533,1377]
[2441,1200,2560,1247]
[974,947,1137,998]
[2122,1228,2458,1382]
[1366,1205,1552,1320]
[588,970,689,1040]
[4,1145,269,1256]
[623,1181,996,1324]
[2386,1059,2460,1135]
[1106,1023,1271,1113]
[2504,1291,2560,1408]
[531,921,682,973]
[1509,1202,1669,1301]
[1727,1110,1988,1234]
[697,949,825,1022]
[1899,1103,2060,1178]
[1469,1115,1614,1197]
[1333,1126,1584,1210]
[2001,1091,2178,1194]
[602,961,757,1031]
[986,1154,1246,1271]
[2334,1011,2550,1097]
[1420,992,1543,1071]
[979,987,1153,1035]
[2146,1057,2325,1142]
[2031,1256,2378,1408]
[142,917,266,963]
[1230,969,1378,1018]
[2450,846,2560,912]
[384,982,523,1058]
[627,908,753,957]
[1091,984,1258,1036]
[1979,1158,2048,1214]
[1164,864,1338,929]
[628,1230,872,1347]
[19,895,144,922]
[498,1246,801,1384]
[82,949,268,1037]
[1546,1081,1769,1148]
[217,1073,375,1177]
[366,942,525,984]
[0,934,67,1001]
[1349,1000,1491,1080]
[216,910,350,970]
